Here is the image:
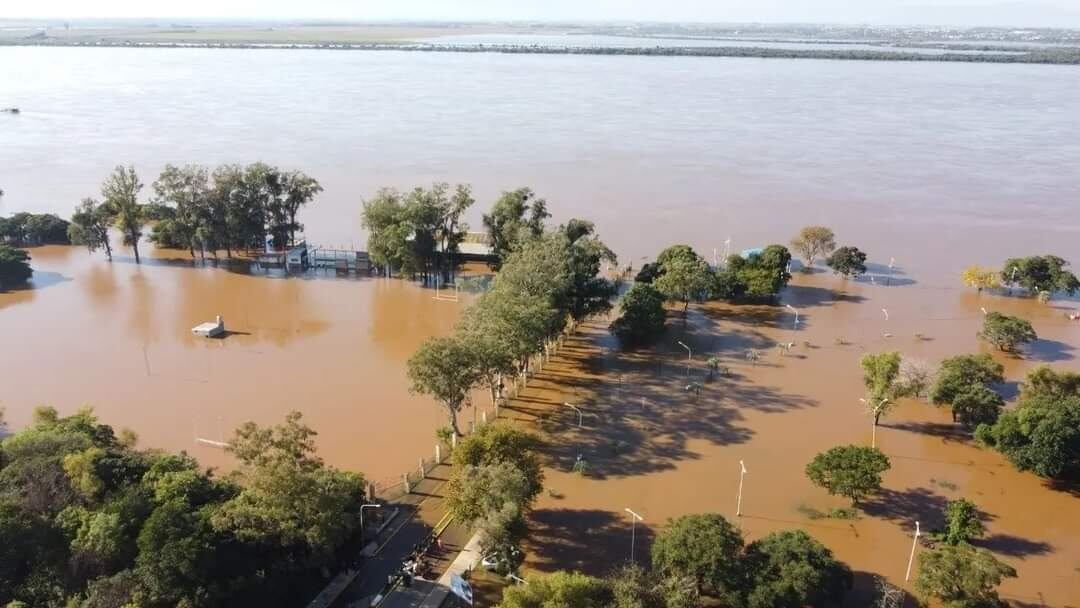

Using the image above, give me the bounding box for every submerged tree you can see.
[805,445,890,505]
[977,366,1080,480]
[860,352,902,424]
[483,187,549,268]
[68,198,116,261]
[825,246,867,278]
[961,265,1001,292]
[789,226,836,269]
[0,244,32,290]
[651,513,745,602]
[610,283,668,347]
[101,166,146,264]
[743,529,853,608]
[931,354,1004,425]
[936,499,986,546]
[653,246,713,314]
[1001,255,1080,299]
[915,543,1016,608]
[979,312,1037,353]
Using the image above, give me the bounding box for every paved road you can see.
[338,463,458,607]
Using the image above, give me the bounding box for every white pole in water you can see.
[625,508,644,563]
[905,521,922,582]
[785,304,799,329]
[564,402,583,428]
[736,460,748,517]
[678,341,692,377]
[882,308,889,321]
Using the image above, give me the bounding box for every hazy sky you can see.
[7,0,1080,27]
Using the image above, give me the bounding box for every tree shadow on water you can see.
[1026,339,1075,363]
[974,534,1053,558]
[861,487,950,526]
[526,508,653,576]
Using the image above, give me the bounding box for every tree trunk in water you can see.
[131,234,141,264]
[447,408,463,437]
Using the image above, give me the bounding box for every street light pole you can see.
[677,341,692,378]
[625,508,644,563]
[360,503,382,534]
[785,304,799,329]
[563,402,583,428]
[736,460,747,517]
[860,397,889,448]
[905,521,921,582]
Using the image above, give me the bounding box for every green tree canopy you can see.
[789,226,836,268]
[0,213,70,246]
[931,354,1004,407]
[101,165,146,264]
[451,423,544,502]
[825,246,867,278]
[805,445,890,505]
[743,529,852,608]
[979,312,1037,352]
[915,543,1016,608]
[860,352,902,424]
[407,335,481,437]
[717,245,792,301]
[610,283,667,347]
[978,367,1080,479]
[0,244,32,290]
[653,247,713,313]
[213,411,365,563]
[68,198,116,260]
[483,187,549,269]
[650,513,744,601]
[951,385,1005,427]
[937,499,986,546]
[1001,255,1080,298]
[497,571,609,608]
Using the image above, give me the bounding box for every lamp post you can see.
[360,503,382,534]
[736,460,747,517]
[677,341,692,378]
[563,402,583,428]
[860,398,889,448]
[785,304,799,329]
[905,521,921,582]
[625,508,644,563]
[882,308,889,321]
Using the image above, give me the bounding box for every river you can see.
[1,45,1078,604]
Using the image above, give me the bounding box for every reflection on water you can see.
[0,244,464,478]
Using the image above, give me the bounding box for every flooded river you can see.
[1,46,1079,604]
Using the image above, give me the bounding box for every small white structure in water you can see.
[192,315,225,338]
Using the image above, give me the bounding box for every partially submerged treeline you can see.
[360,185,552,283]
[402,188,616,436]
[0,408,366,607]
[69,163,322,263]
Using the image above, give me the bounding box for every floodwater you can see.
[509,272,1080,606]
[0,244,473,485]
[1,46,1079,604]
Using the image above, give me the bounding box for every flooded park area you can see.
[0,243,474,484]
[501,271,1080,606]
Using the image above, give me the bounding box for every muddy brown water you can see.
[2,46,1080,605]
[0,244,483,486]
[503,274,1080,607]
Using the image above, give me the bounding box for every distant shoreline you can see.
[3,40,1079,64]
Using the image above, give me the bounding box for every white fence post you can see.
[435,444,442,464]
[402,474,410,494]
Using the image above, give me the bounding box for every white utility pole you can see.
[736,460,748,517]
[905,521,922,582]
[625,508,644,562]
